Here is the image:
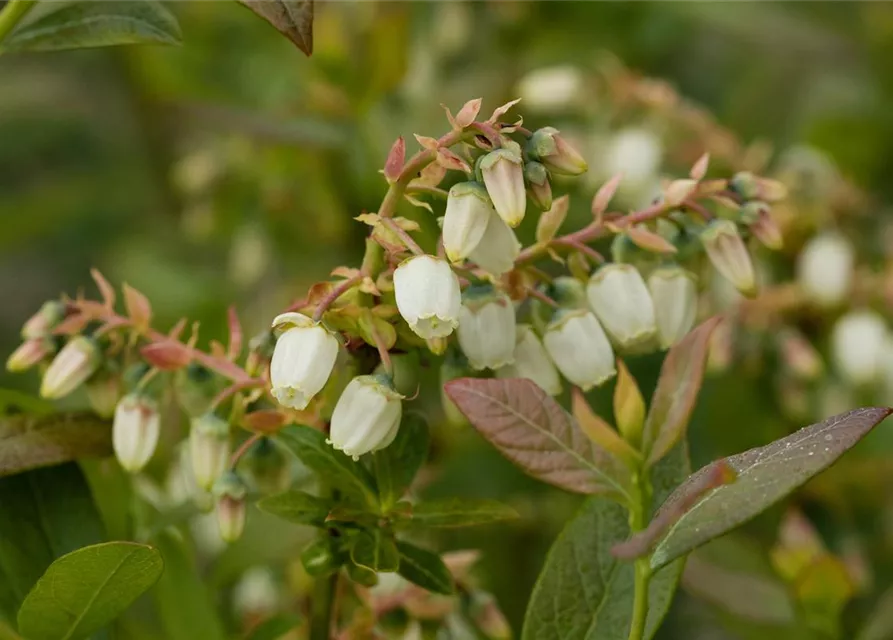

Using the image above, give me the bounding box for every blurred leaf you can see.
[857,587,893,640]
[81,459,133,542]
[0,464,105,618]
[536,195,569,244]
[17,542,162,640]
[0,390,54,416]
[395,498,519,529]
[373,414,429,510]
[0,413,111,478]
[643,317,722,467]
[444,378,631,498]
[650,407,892,571]
[350,530,399,573]
[247,614,303,640]
[794,555,853,636]
[522,445,690,640]
[238,0,312,56]
[396,541,454,595]
[2,1,181,53]
[276,425,377,507]
[257,490,332,528]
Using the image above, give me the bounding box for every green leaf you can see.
[0,464,105,618]
[350,530,399,573]
[0,389,54,416]
[373,414,429,510]
[276,425,378,506]
[857,587,893,640]
[444,378,632,499]
[396,541,455,595]
[522,444,689,640]
[257,490,333,528]
[2,1,182,53]
[0,412,112,478]
[17,542,163,640]
[238,0,313,56]
[395,498,519,529]
[650,407,892,571]
[247,614,303,640]
[642,317,721,467]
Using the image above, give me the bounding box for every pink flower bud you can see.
[40,336,101,399]
[700,220,756,297]
[214,471,248,543]
[6,338,53,373]
[527,127,588,176]
[21,301,65,340]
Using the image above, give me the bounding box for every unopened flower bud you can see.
[744,201,783,250]
[85,372,121,419]
[796,232,853,307]
[586,264,657,350]
[394,255,461,339]
[6,338,53,373]
[777,328,823,381]
[831,310,888,386]
[457,287,516,370]
[40,336,101,399]
[526,127,588,176]
[480,148,526,227]
[442,182,494,263]
[549,276,588,309]
[328,375,403,460]
[468,210,521,278]
[270,312,339,410]
[647,267,698,349]
[21,301,65,340]
[112,393,161,473]
[543,309,616,390]
[242,437,291,494]
[700,220,756,297]
[525,162,553,211]
[497,325,562,396]
[190,413,231,492]
[214,471,248,543]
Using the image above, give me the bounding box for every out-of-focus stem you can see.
[0,0,34,46]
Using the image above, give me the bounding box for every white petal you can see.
[587,264,656,348]
[544,311,615,390]
[797,232,853,307]
[270,325,339,410]
[648,268,697,349]
[469,211,520,278]
[497,325,562,395]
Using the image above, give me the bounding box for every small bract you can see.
[269,312,339,410]
[328,375,404,460]
[587,263,657,350]
[394,255,462,339]
[457,287,516,370]
[497,325,562,396]
[543,309,616,390]
[113,392,161,473]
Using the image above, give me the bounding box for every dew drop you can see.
[824,434,833,442]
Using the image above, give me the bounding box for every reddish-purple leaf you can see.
[140,341,192,370]
[444,378,632,498]
[436,148,471,173]
[239,0,313,56]
[627,226,677,255]
[643,316,722,467]
[689,152,710,181]
[384,136,405,182]
[454,98,482,128]
[591,173,623,219]
[90,268,116,308]
[123,283,152,331]
[650,407,893,571]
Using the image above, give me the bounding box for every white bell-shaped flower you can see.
[480,149,526,228]
[796,232,853,307]
[516,66,583,113]
[394,255,462,339]
[457,287,516,370]
[648,266,698,349]
[468,210,521,278]
[113,393,161,473]
[328,375,404,460]
[269,312,339,410]
[543,309,616,390]
[497,325,562,396]
[831,310,888,386]
[586,264,656,349]
[442,182,494,263]
[189,413,231,492]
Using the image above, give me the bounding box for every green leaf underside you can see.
[17,542,163,640]
[373,414,429,509]
[444,378,631,499]
[522,444,690,640]
[398,498,518,528]
[246,614,303,640]
[351,530,399,573]
[396,541,454,595]
[238,0,313,55]
[0,413,111,478]
[650,407,893,571]
[257,490,332,527]
[2,1,182,52]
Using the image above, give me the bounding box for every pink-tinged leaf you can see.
[242,409,287,434]
[444,378,632,498]
[649,407,893,571]
[227,306,243,360]
[627,226,678,255]
[141,341,192,371]
[436,148,471,173]
[413,134,439,150]
[90,268,116,308]
[643,316,722,467]
[454,98,482,128]
[488,98,521,123]
[239,0,313,56]
[441,104,458,130]
[123,284,152,331]
[592,173,623,220]
[209,340,227,359]
[384,136,405,183]
[53,313,89,336]
[690,152,710,181]
[409,162,447,188]
[535,195,569,245]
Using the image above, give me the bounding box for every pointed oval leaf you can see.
[396,498,518,529]
[373,414,429,510]
[0,413,112,478]
[396,541,454,595]
[3,1,181,52]
[444,378,631,499]
[351,530,399,573]
[18,542,163,640]
[536,195,569,245]
[239,0,313,56]
[650,407,892,572]
[257,490,333,528]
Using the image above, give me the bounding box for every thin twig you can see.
[379,217,425,256]
[312,272,366,322]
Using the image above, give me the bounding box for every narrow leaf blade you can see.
[373,414,429,509]
[396,542,454,595]
[0,413,112,477]
[351,530,399,573]
[398,498,518,529]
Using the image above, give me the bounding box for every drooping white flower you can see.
[457,288,516,370]
[647,266,698,349]
[586,264,656,349]
[700,220,756,296]
[394,255,462,339]
[328,375,404,460]
[113,393,161,473]
[480,149,526,228]
[40,336,100,399]
[516,66,583,112]
[442,182,494,263]
[189,413,231,492]
[796,232,853,307]
[543,309,616,390]
[468,210,521,278]
[497,325,562,396]
[831,310,888,386]
[269,312,339,410]
[604,128,663,185]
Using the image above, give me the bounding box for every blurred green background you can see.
[4,3,893,638]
